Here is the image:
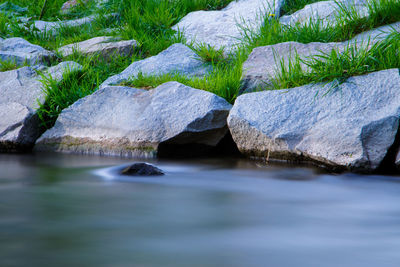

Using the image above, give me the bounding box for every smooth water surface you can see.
[1,153,400,267]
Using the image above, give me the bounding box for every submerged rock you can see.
[0,61,82,152]
[173,0,283,51]
[100,43,209,88]
[0,37,55,67]
[35,82,232,158]
[121,163,164,176]
[228,69,400,172]
[58,36,137,60]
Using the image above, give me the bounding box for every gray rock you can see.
[228,69,400,172]
[280,0,369,27]
[35,82,232,158]
[173,0,283,51]
[242,22,400,92]
[0,37,55,67]
[100,43,209,88]
[60,0,91,14]
[33,15,97,33]
[58,36,137,59]
[241,41,345,91]
[347,21,400,45]
[0,61,82,151]
[121,163,164,176]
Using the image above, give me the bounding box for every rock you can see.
[280,0,369,27]
[0,61,82,152]
[32,13,116,34]
[241,41,345,91]
[242,22,400,92]
[0,1,27,15]
[228,69,400,172]
[100,43,209,88]
[35,82,232,158]
[33,15,97,33]
[58,36,137,59]
[173,0,283,51]
[59,36,133,58]
[347,21,400,45]
[0,37,55,67]
[121,163,164,176]
[60,0,90,14]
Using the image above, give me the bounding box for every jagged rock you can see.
[58,36,137,59]
[100,43,209,88]
[228,69,400,172]
[0,37,55,67]
[241,41,345,91]
[35,82,232,158]
[173,0,283,51]
[121,163,164,176]
[280,0,369,26]
[0,61,82,151]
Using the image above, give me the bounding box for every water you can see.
[1,153,400,267]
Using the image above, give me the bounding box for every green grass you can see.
[271,30,400,89]
[0,57,29,71]
[245,0,400,49]
[37,51,133,129]
[191,43,227,64]
[121,49,247,103]
[280,0,324,16]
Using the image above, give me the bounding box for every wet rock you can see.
[280,0,369,27]
[0,37,55,67]
[0,61,82,152]
[173,0,283,51]
[228,69,400,172]
[58,36,137,60]
[100,43,209,88]
[35,82,232,158]
[121,163,164,176]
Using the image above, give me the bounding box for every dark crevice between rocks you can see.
[157,131,242,158]
[375,123,400,175]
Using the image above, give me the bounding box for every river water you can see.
[1,153,400,267]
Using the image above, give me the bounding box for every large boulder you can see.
[280,0,369,26]
[35,82,232,157]
[228,69,400,172]
[0,37,55,67]
[58,36,137,59]
[0,62,82,151]
[100,43,210,88]
[173,0,283,51]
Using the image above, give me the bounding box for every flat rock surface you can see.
[228,69,400,172]
[0,61,82,151]
[59,36,137,59]
[0,37,55,66]
[173,0,283,51]
[36,82,232,158]
[100,43,209,88]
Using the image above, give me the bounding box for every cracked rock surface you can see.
[228,69,400,172]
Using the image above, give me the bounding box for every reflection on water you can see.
[1,153,400,267]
